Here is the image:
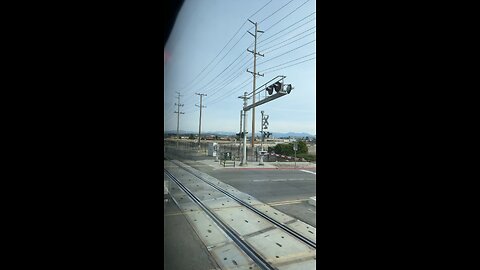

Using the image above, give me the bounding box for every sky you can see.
[164,0,316,135]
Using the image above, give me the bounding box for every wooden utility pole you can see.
[174,91,184,139]
[195,93,207,147]
[247,19,264,148]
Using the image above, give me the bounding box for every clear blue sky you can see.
[164,0,316,135]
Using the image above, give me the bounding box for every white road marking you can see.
[300,169,316,175]
[252,179,312,182]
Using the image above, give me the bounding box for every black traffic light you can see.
[266,81,283,95]
[273,81,282,93]
[266,85,273,95]
[236,132,249,138]
[285,84,293,94]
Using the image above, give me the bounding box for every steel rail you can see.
[167,158,316,249]
[164,168,276,270]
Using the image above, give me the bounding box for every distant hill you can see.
[270,132,315,138]
[164,130,236,136]
[164,130,315,138]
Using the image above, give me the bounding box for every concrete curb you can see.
[308,196,316,207]
[198,159,316,170]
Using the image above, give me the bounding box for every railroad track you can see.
[164,158,316,270]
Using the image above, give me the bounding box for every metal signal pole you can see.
[238,92,248,165]
[195,93,207,147]
[247,19,264,148]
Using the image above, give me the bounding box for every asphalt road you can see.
[177,159,317,227]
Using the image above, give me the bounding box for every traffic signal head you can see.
[285,84,293,94]
[273,81,282,93]
[266,85,273,95]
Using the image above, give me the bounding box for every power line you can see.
[204,54,252,95]
[193,34,250,91]
[174,1,272,92]
[183,108,200,115]
[257,12,316,46]
[207,63,252,99]
[185,56,252,103]
[257,39,316,67]
[207,77,253,105]
[263,0,311,33]
[263,30,316,54]
[170,3,316,111]
[259,0,295,24]
[262,52,316,72]
[186,50,248,101]
[248,0,273,20]
[259,25,316,52]
[202,72,247,101]
[182,52,251,105]
[265,56,316,73]
[247,13,315,52]
[176,22,248,92]
[246,0,303,50]
[186,3,315,103]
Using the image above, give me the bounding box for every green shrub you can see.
[272,141,308,156]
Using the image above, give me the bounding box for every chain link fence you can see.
[165,139,274,162]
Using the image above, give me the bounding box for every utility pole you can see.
[195,93,207,147]
[174,91,184,139]
[247,19,264,149]
[238,92,249,165]
[239,110,243,159]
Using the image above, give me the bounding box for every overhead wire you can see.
[263,30,315,54]
[257,39,316,67]
[261,52,316,72]
[265,56,316,74]
[182,2,312,104]
[257,12,316,46]
[205,53,251,94]
[259,0,295,24]
[172,0,274,92]
[259,25,316,52]
[262,0,311,33]
[178,1,317,116]
[248,0,273,20]
[206,60,253,99]
[192,33,251,91]
[207,77,253,105]
[175,22,248,93]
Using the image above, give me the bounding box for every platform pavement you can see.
[197,157,316,170]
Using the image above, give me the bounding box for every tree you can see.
[273,141,308,156]
[297,140,308,154]
[188,134,195,140]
